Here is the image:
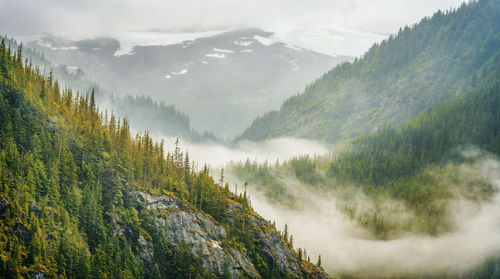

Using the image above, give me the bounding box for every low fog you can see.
[231,157,500,277]
[158,136,329,168]
[160,136,500,276]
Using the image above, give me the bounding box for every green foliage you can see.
[328,79,500,187]
[238,0,500,143]
[231,76,500,238]
[0,41,314,278]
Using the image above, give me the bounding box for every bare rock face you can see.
[136,191,260,278]
[108,191,330,279]
[249,215,329,279]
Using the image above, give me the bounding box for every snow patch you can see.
[253,35,275,46]
[61,46,78,50]
[164,75,171,79]
[201,61,208,64]
[171,69,188,75]
[114,29,227,55]
[213,48,234,53]
[92,47,99,51]
[114,48,135,57]
[240,49,253,53]
[37,41,78,51]
[233,40,253,47]
[205,53,226,59]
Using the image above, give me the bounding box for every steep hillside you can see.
[4,37,217,142]
[23,29,349,138]
[0,42,328,278]
[230,70,500,279]
[238,0,500,143]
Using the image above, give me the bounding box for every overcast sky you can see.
[0,0,466,39]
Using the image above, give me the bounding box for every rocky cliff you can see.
[111,191,330,278]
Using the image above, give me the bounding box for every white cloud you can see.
[158,136,329,168]
[0,0,465,39]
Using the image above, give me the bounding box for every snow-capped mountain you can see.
[23,28,350,138]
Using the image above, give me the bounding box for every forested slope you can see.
[2,37,216,142]
[0,42,327,278]
[238,0,500,143]
[230,70,500,278]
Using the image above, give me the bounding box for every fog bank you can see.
[239,158,500,277]
[157,137,329,168]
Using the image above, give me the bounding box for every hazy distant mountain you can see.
[23,28,350,138]
[1,38,216,142]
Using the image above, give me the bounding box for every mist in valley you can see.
[228,155,500,277]
[3,0,497,278]
[156,134,500,277]
[157,136,330,168]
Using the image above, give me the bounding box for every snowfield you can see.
[205,53,226,59]
[213,48,234,53]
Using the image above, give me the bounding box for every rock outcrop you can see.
[108,190,331,279]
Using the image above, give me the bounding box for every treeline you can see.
[0,42,320,278]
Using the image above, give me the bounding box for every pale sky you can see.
[0,0,466,39]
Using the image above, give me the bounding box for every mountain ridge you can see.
[0,39,328,278]
[237,0,500,143]
[23,28,350,138]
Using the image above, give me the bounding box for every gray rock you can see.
[137,191,260,278]
[29,272,47,279]
[128,191,329,279]
[138,235,154,262]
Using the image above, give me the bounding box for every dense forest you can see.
[1,36,217,143]
[232,72,500,229]
[238,0,500,143]
[231,72,500,278]
[0,42,327,278]
[229,1,500,277]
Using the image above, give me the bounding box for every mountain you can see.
[3,37,217,142]
[238,0,500,143]
[22,28,350,138]
[230,73,500,278]
[0,41,328,278]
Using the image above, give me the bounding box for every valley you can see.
[1,0,499,278]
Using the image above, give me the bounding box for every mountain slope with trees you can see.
[25,29,349,138]
[3,36,217,142]
[230,67,500,279]
[238,0,500,143]
[0,42,327,278]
